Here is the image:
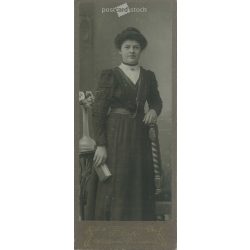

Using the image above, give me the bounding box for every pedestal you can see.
[79,105,95,153]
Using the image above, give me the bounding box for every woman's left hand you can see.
[143,109,157,125]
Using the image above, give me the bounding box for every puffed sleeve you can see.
[147,71,163,116]
[92,69,114,146]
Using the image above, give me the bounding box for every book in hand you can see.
[94,163,112,182]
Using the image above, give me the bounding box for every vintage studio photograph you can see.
[75,0,176,224]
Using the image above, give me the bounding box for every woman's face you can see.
[119,40,142,65]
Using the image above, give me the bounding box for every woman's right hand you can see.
[93,146,107,167]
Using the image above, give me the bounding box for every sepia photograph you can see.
[75,0,176,248]
[3,1,250,250]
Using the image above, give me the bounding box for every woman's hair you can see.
[114,27,148,50]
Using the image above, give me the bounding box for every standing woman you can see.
[91,27,162,220]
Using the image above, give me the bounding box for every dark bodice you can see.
[109,67,140,113]
[92,66,163,146]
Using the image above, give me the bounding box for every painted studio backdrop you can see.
[75,0,176,224]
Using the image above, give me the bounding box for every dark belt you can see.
[110,108,133,115]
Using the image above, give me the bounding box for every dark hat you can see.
[114,27,148,50]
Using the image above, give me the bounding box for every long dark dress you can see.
[87,66,162,221]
